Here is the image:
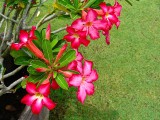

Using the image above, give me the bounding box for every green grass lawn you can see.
[50,0,160,119]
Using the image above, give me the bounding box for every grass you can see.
[49,0,160,119]
[1,0,160,119]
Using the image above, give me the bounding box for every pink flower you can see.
[68,49,83,71]
[99,2,119,28]
[71,9,107,40]
[11,26,49,64]
[113,1,122,17]
[21,82,56,114]
[63,26,90,49]
[69,60,98,104]
[46,24,51,40]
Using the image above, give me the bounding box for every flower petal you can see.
[86,9,97,22]
[71,19,84,30]
[93,20,107,30]
[37,83,50,96]
[83,82,94,95]
[19,30,28,43]
[83,60,93,76]
[26,82,36,94]
[10,43,23,50]
[88,26,100,40]
[86,70,98,83]
[114,2,122,17]
[21,94,37,105]
[43,97,56,110]
[77,85,86,104]
[51,80,60,90]
[69,75,82,87]
[31,99,43,114]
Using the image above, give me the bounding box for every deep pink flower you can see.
[11,26,49,64]
[114,1,122,17]
[99,2,119,28]
[21,82,56,114]
[69,60,98,104]
[63,26,90,49]
[71,9,107,40]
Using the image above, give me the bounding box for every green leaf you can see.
[58,50,76,68]
[90,0,104,8]
[27,66,41,75]
[14,56,31,65]
[55,73,68,90]
[10,49,29,58]
[51,36,59,49]
[53,71,58,78]
[52,48,60,53]
[28,73,47,84]
[42,40,53,63]
[83,0,96,9]
[73,0,79,8]
[30,60,48,69]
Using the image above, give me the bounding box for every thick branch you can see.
[3,65,24,79]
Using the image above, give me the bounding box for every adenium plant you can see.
[8,0,122,115]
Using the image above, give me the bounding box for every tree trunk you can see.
[18,106,49,120]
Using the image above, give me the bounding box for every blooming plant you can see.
[0,0,121,116]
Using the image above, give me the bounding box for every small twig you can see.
[27,0,47,25]
[51,26,67,34]
[0,0,7,21]
[6,77,25,91]
[0,13,18,23]
[0,77,25,96]
[36,11,65,28]
[3,65,24,79]
[0,21,8,56]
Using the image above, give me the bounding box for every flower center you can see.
[73,33,79,39]
[35,93,44,99]
[82,76,86,83]
[86,22,93,27]
[105,12,109,18]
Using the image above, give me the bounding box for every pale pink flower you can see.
[21,82,56,114]
[69,60,98,104]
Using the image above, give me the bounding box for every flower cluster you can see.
[64,1,122,48]
[10,1,122,115]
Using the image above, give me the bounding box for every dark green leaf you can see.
[27,66,41,75]
[14,56,31,65]
[42,40,53,63]
[10,49,29,58]
[58,50,76,68]
[55,73,68,90]
[90,0,104,8]
[30,60,48,69]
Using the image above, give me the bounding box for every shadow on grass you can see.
[49,89,119,120]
